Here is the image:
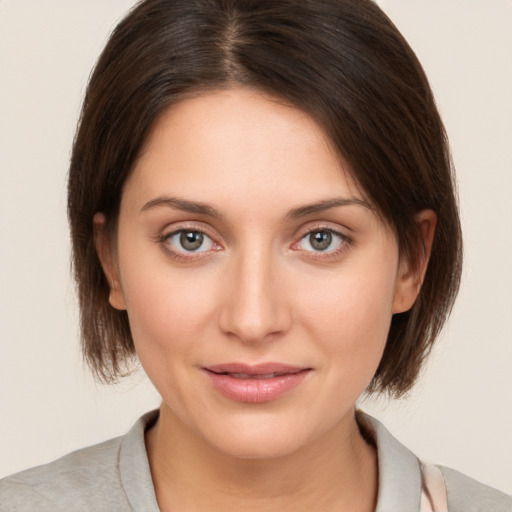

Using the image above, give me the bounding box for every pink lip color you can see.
[203,363,311,403]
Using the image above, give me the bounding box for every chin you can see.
[211,430,307,460]
[195,410,326,461]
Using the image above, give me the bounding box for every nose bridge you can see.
[219,242,290,343]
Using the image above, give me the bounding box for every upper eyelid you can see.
[300,226,344,237]
[296,228,346,246]
[294,222,351,239]
[162,227,213,239]
[161,222,218,239]
[163,226,208,237]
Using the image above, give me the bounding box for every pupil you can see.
[180,231,203,251]
[311,231,331,251]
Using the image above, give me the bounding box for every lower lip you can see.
[204,370,310,403]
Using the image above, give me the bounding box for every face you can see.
[97,88,422,459]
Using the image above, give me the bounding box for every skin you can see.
[95,87,435,512]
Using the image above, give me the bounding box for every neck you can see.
[145,404,378,512]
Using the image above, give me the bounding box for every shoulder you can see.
[0,436,131,512]
[357,411,511,512]
[439,465,512,512]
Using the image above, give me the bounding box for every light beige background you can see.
[1,0,511,494]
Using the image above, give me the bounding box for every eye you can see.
[297,229,345,253]
[164,230,215,253]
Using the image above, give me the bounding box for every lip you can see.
[203,363,311,403]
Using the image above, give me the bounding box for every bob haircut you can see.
[68,0,462,397]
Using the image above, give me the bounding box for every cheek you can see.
[297,259,397,383]
[126,279,215,344]
[116,242,219,365]
[120,268,223,413]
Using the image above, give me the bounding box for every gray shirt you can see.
[1,410,510,511]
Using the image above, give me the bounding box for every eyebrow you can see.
[285,197,373,219]
[140,196,223,219]
[140,195,373,220]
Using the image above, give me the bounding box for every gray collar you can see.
[120,410,160,511]
[119,410,421,511]
[358,411,421,511]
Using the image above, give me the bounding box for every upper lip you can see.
[204,362,309,376]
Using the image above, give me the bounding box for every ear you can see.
[93,213,127,311]
[392,209,437,314]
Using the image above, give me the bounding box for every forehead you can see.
[126,87,365,212]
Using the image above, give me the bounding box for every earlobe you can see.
[93,213,127,311]
[392,209,437,314]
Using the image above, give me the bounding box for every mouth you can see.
[202,363,311,403]
[214,371,301,379]
[204,362,309,378]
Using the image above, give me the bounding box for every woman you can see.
[1,0,510,510]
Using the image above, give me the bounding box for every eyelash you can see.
[292,226,353,259]
[157,225,353,261]
[158,227,220,262]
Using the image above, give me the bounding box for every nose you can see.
[218,248,292,344]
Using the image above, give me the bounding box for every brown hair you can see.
[68,0,462,396]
